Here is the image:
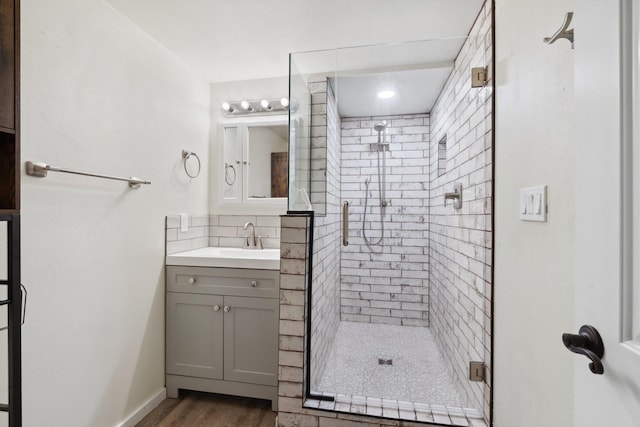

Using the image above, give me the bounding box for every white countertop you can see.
[166,247,281,270]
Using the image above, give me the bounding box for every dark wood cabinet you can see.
[0,5,21,425]
[0,0,19,213]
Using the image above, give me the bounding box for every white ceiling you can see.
[333,66,453,117]
[104,0,485,115]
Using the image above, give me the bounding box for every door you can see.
[573,1,640,425]
[166,293,224,379]
[223,296,278,386]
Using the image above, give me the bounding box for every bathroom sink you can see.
[166,247,281,270]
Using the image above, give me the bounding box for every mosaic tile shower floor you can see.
[316,321,464,406]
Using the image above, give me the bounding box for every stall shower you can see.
[287,2,493,425]
[309,74,491,424]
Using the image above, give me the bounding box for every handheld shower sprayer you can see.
[362,122,390,248]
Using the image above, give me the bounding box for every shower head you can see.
[373,122,388,146]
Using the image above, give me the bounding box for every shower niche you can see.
[217,117,288,210]
[287,2,493,425]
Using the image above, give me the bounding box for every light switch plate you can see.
[520,186,547,222]
[180,213,189,232]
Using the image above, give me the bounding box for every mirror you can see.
[247,124,288,198]
[217,117,288,211]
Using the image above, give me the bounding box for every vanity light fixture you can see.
[377,90,395,99]
[220,98,290,117]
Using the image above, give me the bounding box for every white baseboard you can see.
[117,387,167,427]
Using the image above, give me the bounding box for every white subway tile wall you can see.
[165,214,281,254]
[209,214,281,249]
[310,78,329,215]
[340,114,430,327]
[165,215,210,255]
[309,80,343,389]
[428,1,493,416]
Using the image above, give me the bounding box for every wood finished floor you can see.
[135,391,277,427]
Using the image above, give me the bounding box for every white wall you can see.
[17,0,210,425]
[494,0,575,426]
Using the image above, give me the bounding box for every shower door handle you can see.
[342,201,349,246]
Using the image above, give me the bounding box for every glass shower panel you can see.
[288,48,340,214]
[287,55,312,211]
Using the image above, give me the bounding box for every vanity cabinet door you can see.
[223,296,278,386]
[166,292,224,380]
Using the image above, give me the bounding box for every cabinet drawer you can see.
[167,266,279,298]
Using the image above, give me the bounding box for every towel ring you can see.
[225,163,237,185]
[182,150,201,178]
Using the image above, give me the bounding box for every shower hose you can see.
[362,144,386,247]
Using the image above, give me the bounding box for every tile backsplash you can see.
[165,214,281,255]
[165,215,209,255]
[209,214,281,249]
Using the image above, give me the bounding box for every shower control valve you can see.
[444,183,463,210]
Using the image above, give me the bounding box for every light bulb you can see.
[280,97,289,108]
[261,99,272,111]
[221,102,235,113]
[377,90,395,99]
[240,100,252,111]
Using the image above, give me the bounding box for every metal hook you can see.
[543,12,574,49]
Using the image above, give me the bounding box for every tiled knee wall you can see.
[340,114,431,326]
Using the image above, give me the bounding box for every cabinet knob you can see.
[187,277,196,285]
[213,305,220,312]
[250,280,258,287]
[223,305,231,313]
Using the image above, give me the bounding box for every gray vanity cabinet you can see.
[165,266,279,410]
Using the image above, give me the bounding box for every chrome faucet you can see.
[243,222,263,249]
